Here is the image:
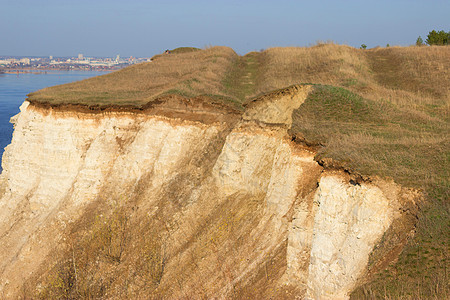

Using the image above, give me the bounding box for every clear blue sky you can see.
[1,0,448,57]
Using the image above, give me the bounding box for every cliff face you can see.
[0,86,418,299]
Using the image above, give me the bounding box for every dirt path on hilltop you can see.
[223,52,262,103]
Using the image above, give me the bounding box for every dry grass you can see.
[290,85,448,187]
[368,46,450,101]
[34,194,171,299]
[32,173,275,299]
[28,42,449,110]
[28,46,238,107]
[289,85,449,299]
[256,43,449,107]
[256,43,370,94]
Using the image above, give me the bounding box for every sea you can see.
[0,70,109,172]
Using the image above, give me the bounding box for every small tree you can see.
[426,30,449,45]
[360,44,367,49]
[416,36,424,46]
[386,43,390,47]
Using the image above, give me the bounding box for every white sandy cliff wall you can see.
[0,86,417,299]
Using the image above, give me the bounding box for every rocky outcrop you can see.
[0,85,418,299]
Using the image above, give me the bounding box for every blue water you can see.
[0,71,109,171]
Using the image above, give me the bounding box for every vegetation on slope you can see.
[290,85,448,189]
[31,135,290,298]
[289,85,448,298]
[256,43,449,105]
[25,43,449,298]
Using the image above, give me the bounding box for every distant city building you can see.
[19,58,30,65]
[0,54,150,71]
[0,59,12,66]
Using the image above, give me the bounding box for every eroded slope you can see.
[0,85,420,299]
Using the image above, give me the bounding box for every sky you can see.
[1,0,448,57]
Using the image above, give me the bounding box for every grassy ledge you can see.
[289,84,449,298]
[27,46,241,109]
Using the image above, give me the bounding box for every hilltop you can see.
[28,44,449,107]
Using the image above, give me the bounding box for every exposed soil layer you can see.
[28,94,243,125]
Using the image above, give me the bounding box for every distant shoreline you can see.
[1,68,113,74]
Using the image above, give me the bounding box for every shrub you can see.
[426,30,449,45]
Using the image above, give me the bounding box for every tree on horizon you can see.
[425,30,449,45]
[416,36,424,46]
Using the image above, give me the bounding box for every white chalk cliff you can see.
[0,85,418,299]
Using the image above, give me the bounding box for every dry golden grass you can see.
[368,46,450,101]
[256,43,449,107]
[256,43,370,94]
[28,43,449,111]
[32,152,279,299]
[28,46,238,107]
